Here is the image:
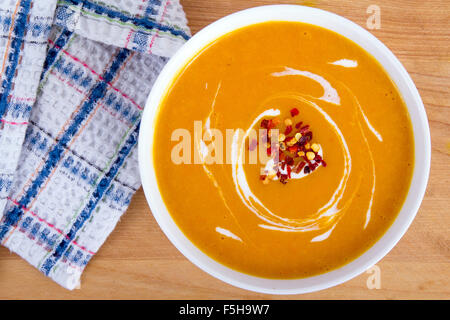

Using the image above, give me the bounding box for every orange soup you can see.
[153,22,414,278]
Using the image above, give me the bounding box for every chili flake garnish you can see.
[290,108,299,117]
[284,125,293,135]
[255,107,327,184]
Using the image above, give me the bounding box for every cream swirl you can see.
[199,67,381,242]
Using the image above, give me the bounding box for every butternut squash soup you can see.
[153,22,414,279]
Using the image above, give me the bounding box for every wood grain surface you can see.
[0,0,449,299]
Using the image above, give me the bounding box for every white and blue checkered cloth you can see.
[0,0,190,290]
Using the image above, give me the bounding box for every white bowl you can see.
[138,5,431,294]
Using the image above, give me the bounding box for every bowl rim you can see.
[138,4,431,294]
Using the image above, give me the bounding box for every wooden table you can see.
[1,0,448,299]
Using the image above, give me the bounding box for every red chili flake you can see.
[287,165,292,179]
[266,147,272,156]
[267,119,275,129]
[299,125,310,133]
[305,131,313,140]
[260,119,269,128]
[288,145,298,154]
[295,161,306,174]
[314,154,322,161]
[304,166,311,174]
[285,156,294,166]
[290,108,299,117]
[295,121,303,129]
[281,162,286,170]
[280,174,288,184]
[260,174,267,180]
[321,160,327,167]
[249,139,257,151]
[303,156,313,167]
[284,125,293,135]
[298,135,309,146]
[298,131,312,146]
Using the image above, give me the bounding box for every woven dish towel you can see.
[0,0,190,290]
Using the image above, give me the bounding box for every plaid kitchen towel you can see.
[0,0,190,290]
